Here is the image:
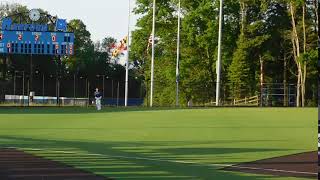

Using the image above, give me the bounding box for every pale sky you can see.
[3,0,139,42]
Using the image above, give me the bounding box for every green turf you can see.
[0,107,317,180]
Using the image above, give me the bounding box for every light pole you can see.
[14,70,25,105]
[176,0,181,107]
[106,76,113,98]
[42,73,45,101]
[150,0,156,107]
[97,74,105,98]
[22,71,25,105]
[22,71,25,106]
[103,75,105,98]
[13,71,16,100]
[216,0,223,106]
[117,80,120,107]
[111,78,114,98]
[81,76,89,107]
[35,70,44,103]
[125,0,131,107]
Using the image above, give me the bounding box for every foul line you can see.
[7,147,317,176]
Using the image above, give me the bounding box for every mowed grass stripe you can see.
[0,107,316,180]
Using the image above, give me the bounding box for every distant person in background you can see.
[94,88,102,111]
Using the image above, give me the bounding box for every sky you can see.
[4,0,139,42]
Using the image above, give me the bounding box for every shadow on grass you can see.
[0,136,295,180]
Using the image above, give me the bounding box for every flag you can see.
[147,34,153,52]
[111,36,128,58]
[148,34,153,44]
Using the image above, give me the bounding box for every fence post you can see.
[87,80,90,108]
[245,97,247,104]
[117,81,120,107]
[288,85,291,106]
[73,74,76,106]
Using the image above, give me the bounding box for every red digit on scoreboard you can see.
[69,45,73,55]
[35,35,39,41]
[7,43,11,53]
[52,35,56,42]
[18,34,22,41]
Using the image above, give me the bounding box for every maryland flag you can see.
[147,34,160,53]
[112,36,128,58]
[147,34,153,53]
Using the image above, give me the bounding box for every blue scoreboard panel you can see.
[0,30,74,56]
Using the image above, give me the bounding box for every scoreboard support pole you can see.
[29,54,34,106]
[30,54,33,92]
[56,56,62,107]
[22,71,25,106]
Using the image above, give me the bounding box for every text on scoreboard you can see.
[0,30,74,55]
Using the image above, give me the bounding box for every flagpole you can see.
[125,0,131,107]
[150,0,156,107]
[176,0,181,107]
[216,0,223,106]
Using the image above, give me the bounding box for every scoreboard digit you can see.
[18,34,22,41]
[0,30,74,56]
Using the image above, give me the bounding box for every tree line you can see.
[130,0,318,106]
[0,1,317,106]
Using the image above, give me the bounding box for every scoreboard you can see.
[0,30,74,56]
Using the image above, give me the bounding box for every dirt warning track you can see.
[0,148,317,179]
[0,148,109,180]
[224,151,318,179]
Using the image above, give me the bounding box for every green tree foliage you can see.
[131,0,318,106]
[0,1,317,106]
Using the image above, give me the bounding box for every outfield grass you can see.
[0,107,316,180]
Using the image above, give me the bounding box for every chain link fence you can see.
[1,74,299,107]
[0,73,144,107]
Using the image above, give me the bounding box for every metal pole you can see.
[73,74,76,106]
[27,79,29,106]
[150,0,156,107]
[112,79,114,98]
[216,0,223,106]
[260,83,263,107]
[13,71,16,99]
[42,74,44,104]
[14,72,16,96]
[88,80,90,107]
[288,85,291,106]
[58,77,60,106]
[103,75,105,98]
[176,0,181,107]
[30,54,33,92]
[117,81,120,107]
[125,0,131,107]
[86,79,88,107]
[56,76,58,106]
[22,71,25,106]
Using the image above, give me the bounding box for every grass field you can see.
[0,107,317,180]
